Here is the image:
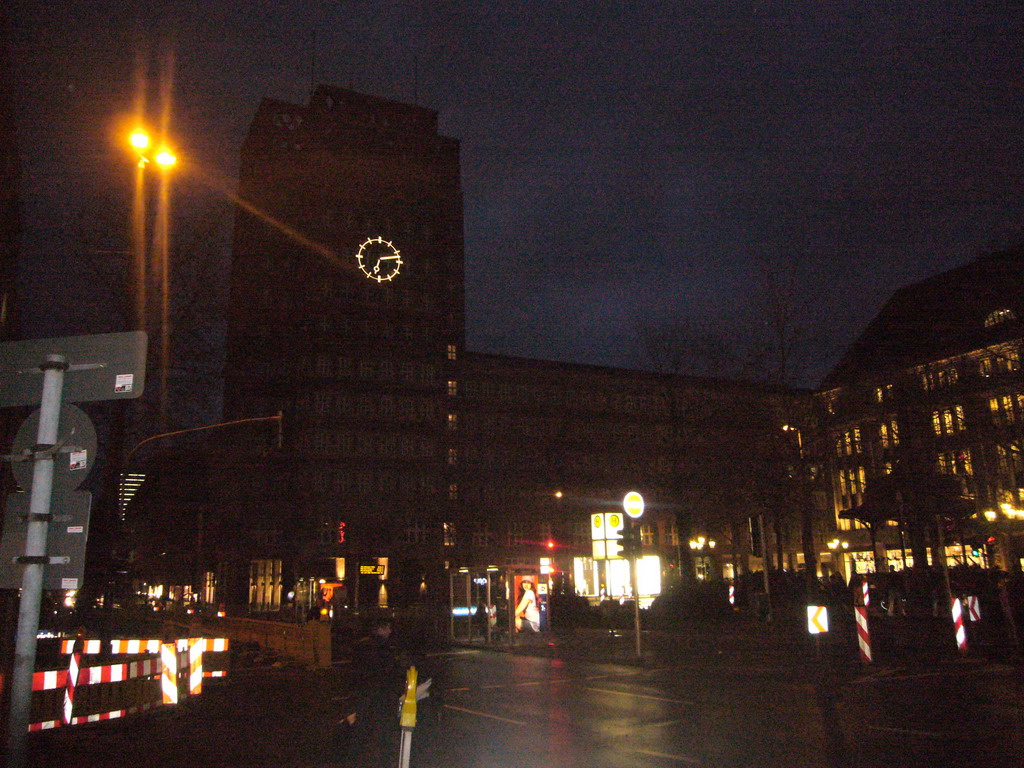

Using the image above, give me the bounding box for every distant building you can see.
[819,250,1024,575]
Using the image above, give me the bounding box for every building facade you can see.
[222,86,464,610]
[819,250,1024,576]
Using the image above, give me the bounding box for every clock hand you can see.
[374,263,380,273]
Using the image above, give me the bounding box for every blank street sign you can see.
[0,331,147,407]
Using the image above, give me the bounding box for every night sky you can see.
[7,1,1024,387]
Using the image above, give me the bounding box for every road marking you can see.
[854,664,1013,684]
[480,679,571,689]
[425,649,480,657]
[444,704,528,726]
[586,687,694,705]
[868,725,945,739]
[645,717,691,729]
[634,748,700,763]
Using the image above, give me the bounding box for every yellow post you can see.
[398,666,417,768]
[400,666,417,728]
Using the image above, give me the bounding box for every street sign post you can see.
[2,332,146,768]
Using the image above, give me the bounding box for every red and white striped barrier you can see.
[951,598,968,655]
[855,606,872,663]
[28,636,229,731]
[728,585,735,606]
[63,652,81,725]
[161,643,179,705]
[188,639,204,696]
[861,579,870,607]
[966,595,981,622]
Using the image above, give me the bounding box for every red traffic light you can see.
[546,539,555,550]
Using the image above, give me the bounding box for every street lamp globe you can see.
[130,130,150,150]
[155,150,177,168]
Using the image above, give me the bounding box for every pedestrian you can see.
[515,579,540,633]
[338,616,404,767]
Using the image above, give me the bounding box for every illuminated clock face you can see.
[356,237,403,282]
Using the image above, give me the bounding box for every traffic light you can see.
[620,521,642,558]
[545,539,555,550]
[337,521,347,544]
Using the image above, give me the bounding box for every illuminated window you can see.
[447,380,458,396]
[937,449,973,476]
[447,447,458,465]
[932,406,966,436]
[879,419,899,448]
[640,523,656,546]
[838,466,867,509]
[873,385,892,403]
[835,428,863,456]
[448,483,458,500]
[984,308,1017,328]
[922,367,958,391]
[447,413,458,431]
[443,522,456,547]
[447,344,457,360]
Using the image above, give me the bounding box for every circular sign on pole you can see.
[11,405,97,493]
[623,491,644,519]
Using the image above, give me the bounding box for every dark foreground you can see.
[16,621,1024,768]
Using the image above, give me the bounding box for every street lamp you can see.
[127,128,177,427]
[688,537,716,580]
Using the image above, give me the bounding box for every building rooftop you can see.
[821,249,1024,389]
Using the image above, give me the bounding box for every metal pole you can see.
[485,571,492,644]
[448,570,454,640]
[464,571,471,641]
[6,355,67,767]
[759,515,772,623]
[632,551,642,658]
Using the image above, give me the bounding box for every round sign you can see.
[11,405,98,493]
[623,491,645,519]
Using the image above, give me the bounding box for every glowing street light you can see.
[130,129,151,150]
[127,126,178,428]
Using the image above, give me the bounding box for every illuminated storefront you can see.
[572,554,662,608]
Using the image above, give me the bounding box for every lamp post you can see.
[827,537,849,581]
[128,128,177,428]
[688,536,717,580]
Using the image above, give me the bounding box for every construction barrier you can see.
[951,598,968,655]
[855,606,872,664]
[861,579,870,607]
[27,636,229,731]
[203,617,330,668]
[966,595,981,622]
